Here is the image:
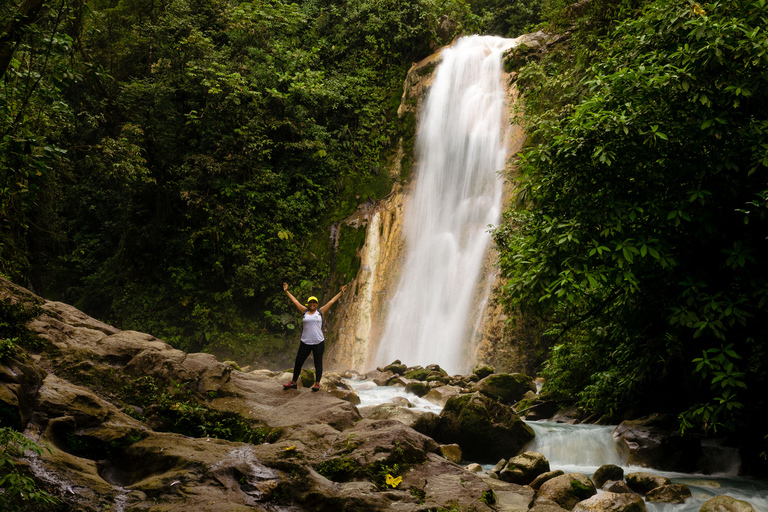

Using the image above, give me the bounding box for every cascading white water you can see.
[374,35,518,374]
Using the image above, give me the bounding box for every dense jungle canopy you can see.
[1,0,767,469]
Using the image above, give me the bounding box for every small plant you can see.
[0,427,61,511]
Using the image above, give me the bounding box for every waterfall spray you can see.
[374,35,518,374]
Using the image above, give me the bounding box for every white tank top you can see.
[301,311,324,345]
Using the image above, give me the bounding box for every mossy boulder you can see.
[538,473,597,510]
[499,451,550,485]
[437,392,535,463]
[404,366,431,380]
[472,373,536,405]
[381,362,407,375]
[473,365,494,379]
[405,380,430,397]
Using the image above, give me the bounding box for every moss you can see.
[480,489,496,505]
[315,456,358,482]
[404,368,431,380]
[334,224,367,281]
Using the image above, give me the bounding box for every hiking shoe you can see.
[311,383,320,392]
[283,381,297,390]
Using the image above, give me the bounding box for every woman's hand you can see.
[283,282,289,292]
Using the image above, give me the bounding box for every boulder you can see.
[625,472,672,494]
[372,370,396,386]
[700,495,757,512]
[499,451,550,485]
[424,385,461,406]
[530,470,565,490]
[473,365,494,379]
[389,396,413,407]
[531,496,570,511]
[465,463,482,472]
[482,477,537,511]
[404,366,431,380]
[603,480,634,494]
[439,443,462,464]
[380,361,407,375]
[538,473,597,510]
[472,373,535,405]
[571,491,647,512]
[404,380,430,397]
[613,414,703,472]
[358,403,439,438]
[645,483,692,504]
[437,392,535,463]
[593,464,624,489]
[400,453,496,511]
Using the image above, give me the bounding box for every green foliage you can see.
[0,427,61,511]
[0,299,43,353]
[497,0,768,440]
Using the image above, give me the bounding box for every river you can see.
[345,378,768,511]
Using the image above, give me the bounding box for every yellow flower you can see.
[385,474,403,488]
[692,3,706,15]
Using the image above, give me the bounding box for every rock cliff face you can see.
[1,277,521,511]
[327,37,535,374]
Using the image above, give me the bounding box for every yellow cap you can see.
[306,296,319,304]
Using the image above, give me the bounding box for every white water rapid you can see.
[374,35,518,374]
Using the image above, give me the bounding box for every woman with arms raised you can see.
[282,282,347,391]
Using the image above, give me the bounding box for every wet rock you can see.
[499,451,550,485]
[530,469,564,490]
[645,483,692,504]
[593,464,624,488]
[437,392,535,463]
[472,372,536,405]
[571,491,647,512]
[465,463,482,472]
[625,472,672,494]
[521,399,560,421]
[613,413,703,472]
[700,495,757,511]
[538,473,597,510]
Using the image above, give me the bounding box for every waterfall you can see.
[374,35,518,374]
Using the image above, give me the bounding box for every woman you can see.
[282,282,347,391]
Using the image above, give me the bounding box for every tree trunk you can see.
[0,0,47,80]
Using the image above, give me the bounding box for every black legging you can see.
[292,341,325,383]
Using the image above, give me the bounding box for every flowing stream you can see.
[346,380,768,511]
[374,35,518,374]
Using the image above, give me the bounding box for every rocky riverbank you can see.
[0,277,758,511]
